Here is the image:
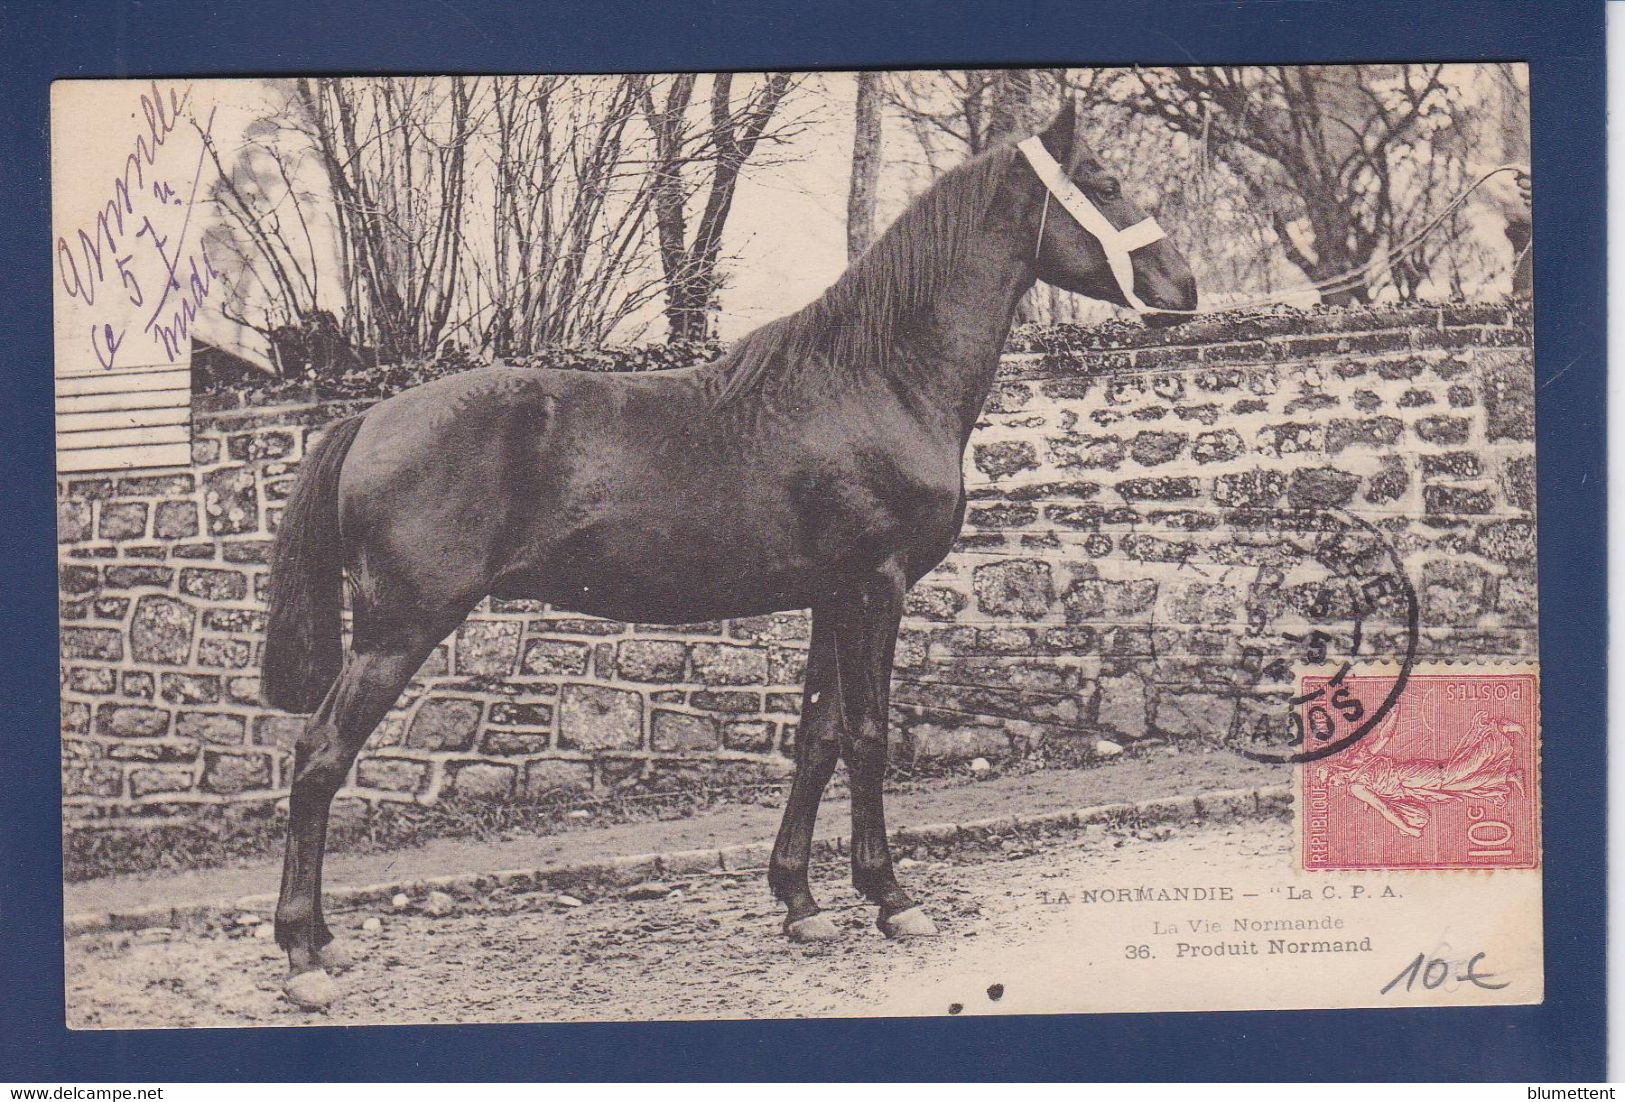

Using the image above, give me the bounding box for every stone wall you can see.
[58,303,1536,839]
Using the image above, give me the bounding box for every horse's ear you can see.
[1036,98,1078,163]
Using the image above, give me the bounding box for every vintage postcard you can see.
[53,66,1540,1027]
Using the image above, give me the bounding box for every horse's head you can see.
[1020,100,1198,324]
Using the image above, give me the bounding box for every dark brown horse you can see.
[261,100,1197,1008]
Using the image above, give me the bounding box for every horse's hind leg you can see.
[833,560,937,938]
[275,632,443,1009]
[767,609,843,941]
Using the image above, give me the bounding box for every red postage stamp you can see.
[1299,666,1540,871]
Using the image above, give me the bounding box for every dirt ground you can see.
[66,749,1284,919]
[65,811,1290,1029]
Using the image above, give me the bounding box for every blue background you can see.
[0,0,1605,1081]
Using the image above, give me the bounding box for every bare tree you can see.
[198,122,321,331]
[846,72,884,260]
[292,76,474,360]
[637,72,800,342]
[203,73,814,362]
[458,75,669,354]
[198,65,1524,372]
[1128,65,1459,303]
[1479,63,1532,296]
[852,63,1523,317]
[986,69,1050,144]
[884,69,1017,168]
[192,86,380,375]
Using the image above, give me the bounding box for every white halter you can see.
[1018,135,1166,313]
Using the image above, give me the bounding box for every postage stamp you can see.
[1299,665,1540,871]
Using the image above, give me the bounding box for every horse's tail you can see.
[261,415,365,712]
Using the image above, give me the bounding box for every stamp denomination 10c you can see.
[1299,665,1540,871]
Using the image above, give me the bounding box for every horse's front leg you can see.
[834,559,938,938]
[766,609,844,941]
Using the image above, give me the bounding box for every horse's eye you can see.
[1097,178,1121,200]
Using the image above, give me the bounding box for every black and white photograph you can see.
[52,63,1543,1028]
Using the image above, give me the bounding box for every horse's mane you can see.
[712,144,1016,406]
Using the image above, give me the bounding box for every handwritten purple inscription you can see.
[55,81,222,370]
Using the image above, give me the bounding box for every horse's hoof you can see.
[318,939,357,973]
[784,912,841,942]
[283,968,338,1010]
[879,906,939,939]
